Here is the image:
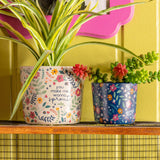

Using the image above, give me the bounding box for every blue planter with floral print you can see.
[92,83,137,124]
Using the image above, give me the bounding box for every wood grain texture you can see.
[0,121,160,135]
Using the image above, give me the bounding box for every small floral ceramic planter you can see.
[92,83,137,124]
[20,66,83,125]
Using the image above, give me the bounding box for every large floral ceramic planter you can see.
[20,66,83,124]
[92,83,137,124]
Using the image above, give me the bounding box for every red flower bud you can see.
[113,63,128,81]
[72,64,89,80]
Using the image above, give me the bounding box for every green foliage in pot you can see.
[88,51,160,84]
[0,0,149,120]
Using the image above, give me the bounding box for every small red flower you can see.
[75,88,81,96]
[25,97,30,105]
[113,63,128,81]
[30,112,35,119]
[113,114,119,121]
[56,75,64,82]
[96,107,100,114]
[133,85,137,91]
[77,111,81,118]
[110,84,117,92]
[72,64,89,80]
[34,72,40,79]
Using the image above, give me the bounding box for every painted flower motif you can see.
[126,100,132,108]
[107,94,112,101]
[56,75,64,82]
[66,112,71,118]
[130,88,134,94]
[113,63,128,81]
[37,97,43,104]
[72,64,89,80]
[30,112,35,119]
[43,111,46,114]
[133,85,137,92]
[77,111,81,118]
[110,84,117,92]
[51,69,58,75]
[113,114,119,121]
[56,107,59,111]
[75,88,81,96]
[112,99,116,104]
[80,82,83,89]
[134,113,136,119]
[26,117,30,122]
[99,118,103,123]
[96,107,100,114]
[34,72,40,79]
[76,118,79,122]
[25,97,30,105]
[118,108,123,114]
[100,83,103,87]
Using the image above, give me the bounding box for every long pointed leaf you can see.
[0,10,16,17]
[0,0,48,50]
[0,19,40,59]
[49,0,61,30]
[0,36,40,60]
[46,10,100,49]
[9,50,52,120]
[55,1,148,57]
[27,0,49,35]
[0,2,48,38]
[55,41,144,66]
[56,2,98,57]
[17,0,41,36]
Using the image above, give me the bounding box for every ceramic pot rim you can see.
[92,82,137,85]
[20,66,73,69]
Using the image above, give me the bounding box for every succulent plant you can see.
[89,51,160,84]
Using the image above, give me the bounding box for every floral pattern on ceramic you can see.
[21,66,83,124]
[92,83,137,124]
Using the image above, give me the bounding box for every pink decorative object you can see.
[72,0,134,39]
[0,0,134,39]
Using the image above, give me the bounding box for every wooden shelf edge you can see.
[0,121,160,135]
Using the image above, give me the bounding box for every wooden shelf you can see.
[0,121,160,135]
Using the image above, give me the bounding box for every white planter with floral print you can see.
[20,66,83,124]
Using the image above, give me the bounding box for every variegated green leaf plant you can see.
[0,0,149,120]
